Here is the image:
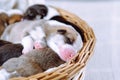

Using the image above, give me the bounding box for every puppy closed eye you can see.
[57,29,66,34]
[65,37,75,45]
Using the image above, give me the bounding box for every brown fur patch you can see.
[8,14,23,25]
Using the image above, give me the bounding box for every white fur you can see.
[0,0,45,12]
[46,20,76,30]
[0,69,10,80]
[21,26,46,53]
[0,69,19,80]
[0,9,23,17]
[28,0,45,6]
[46,20,83,55]
[44,6,60,20]
[29,26,46,40]
[21,36,34,54]
[73,33,83,53]
[36,15,42,20]
[45,67,57,73]
[47,20,83,53]
[47,34,65,56]
[7,9,23,16]
[0,9,7,14]
[45,64,65,73]
[15,0,28,12]
[0,0,16,10]
[29,26,47,47]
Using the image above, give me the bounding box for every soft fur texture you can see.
[1,48,65,78]
[45,20,82,61]
[0,40,23,66]
[23,4,48,20]
[8,14,23,25]
[0,40,12,47]
[1,20,46,54]
[0,13,23,37]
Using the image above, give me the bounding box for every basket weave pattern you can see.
[8,7,96,80]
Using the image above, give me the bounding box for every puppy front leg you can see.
[21,36,34,54]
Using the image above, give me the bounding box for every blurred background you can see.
[46,0,120,80]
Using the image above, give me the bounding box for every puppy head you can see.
[46,20,79,47]
[47,29,76,62]
[23,4,48,20]
[46,20,82,61]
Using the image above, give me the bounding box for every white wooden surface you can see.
[47,1,120,80]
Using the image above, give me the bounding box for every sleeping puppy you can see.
[1,20,82,61]
[0,47,65,79]
[0,40,23,66]
[45,20,82,61]
[23,4,59,20]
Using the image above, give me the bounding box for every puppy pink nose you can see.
[34,41,45,50]
[59,45,76,62]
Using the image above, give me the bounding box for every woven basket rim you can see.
[2,6,96,80]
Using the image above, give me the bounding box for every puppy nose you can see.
[59,44,76,62]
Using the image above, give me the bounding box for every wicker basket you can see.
[7,6,96,80]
